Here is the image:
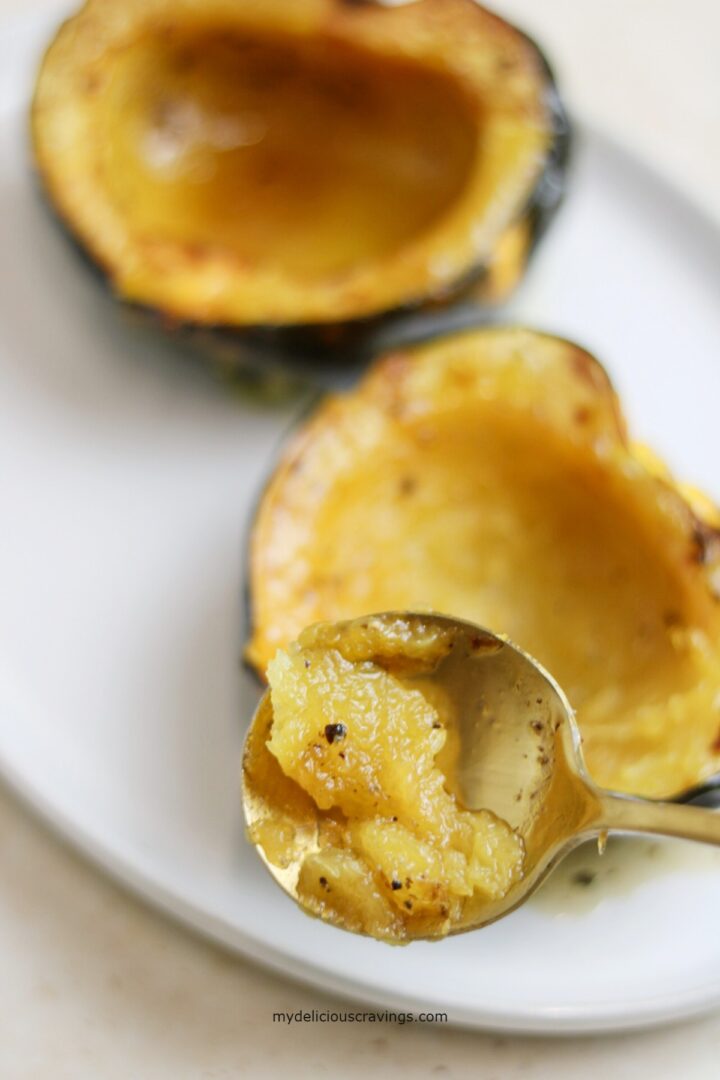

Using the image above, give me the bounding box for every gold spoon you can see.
[242,612,720,937]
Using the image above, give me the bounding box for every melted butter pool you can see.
[531,836,720,916]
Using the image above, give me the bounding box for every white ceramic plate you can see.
[2,6,720,1036]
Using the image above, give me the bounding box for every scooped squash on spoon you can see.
[244,615,528,942]
[31,0,567,340]
[246,328,720,798]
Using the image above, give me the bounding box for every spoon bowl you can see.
[242,612,720,938]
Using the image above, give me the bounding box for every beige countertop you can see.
[2,2,719,1076]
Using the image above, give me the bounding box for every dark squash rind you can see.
[32,0,570,382]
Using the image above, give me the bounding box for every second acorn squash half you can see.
[246,328,720,799]
[32,0,567,335]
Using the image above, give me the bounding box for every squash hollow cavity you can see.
[102,30,477,280]
[33,0,563,327]
[247,329,720,798]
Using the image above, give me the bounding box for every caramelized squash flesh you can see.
[247,329,720,798]
[33,0,564,327]
[244,615,525,942]
[103,31,476,280]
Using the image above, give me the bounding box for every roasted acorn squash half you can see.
[32,0,568,347]
[246,328,720,799]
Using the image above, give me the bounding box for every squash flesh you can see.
[248,329,720,798]
[252,616,525,942]
[102,31,477,280]
[32,0,558,325]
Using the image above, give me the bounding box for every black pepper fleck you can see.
[324,722,347,744]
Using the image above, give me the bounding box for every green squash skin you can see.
[34,25,570,389]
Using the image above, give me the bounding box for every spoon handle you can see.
[599,791,720,845]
